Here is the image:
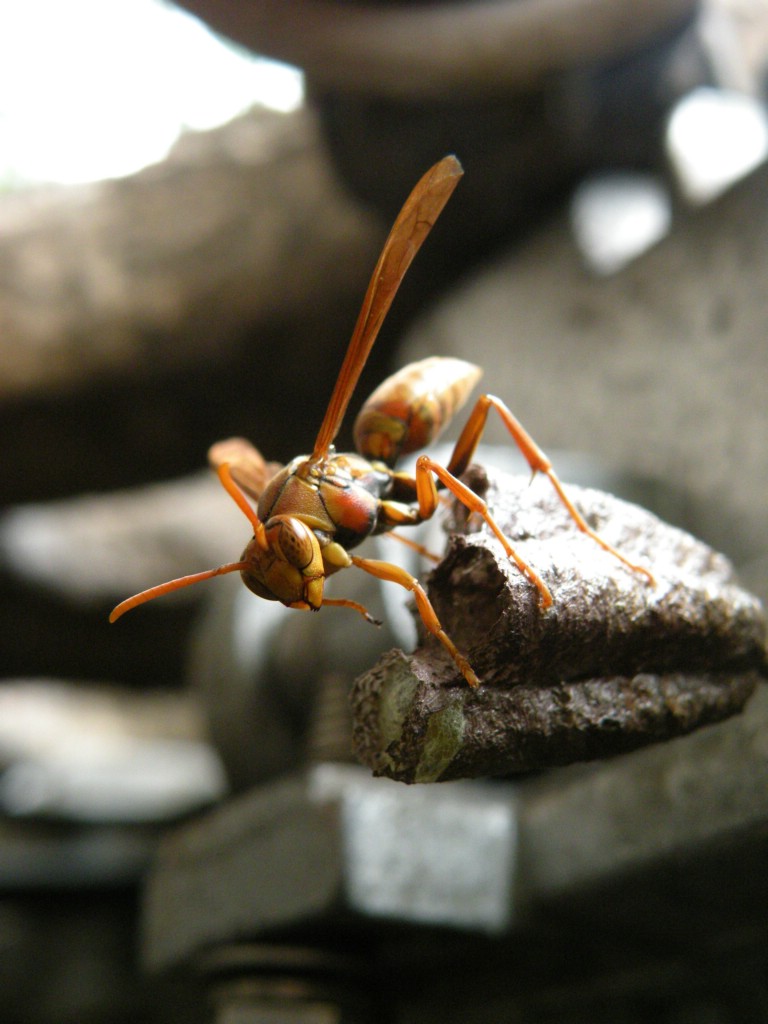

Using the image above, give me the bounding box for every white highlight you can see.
[0,0,304,186]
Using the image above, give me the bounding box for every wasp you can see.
[110,155,653,687]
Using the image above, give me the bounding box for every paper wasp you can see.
[111,155,653,687]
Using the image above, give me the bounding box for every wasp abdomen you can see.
[353,356,482,467]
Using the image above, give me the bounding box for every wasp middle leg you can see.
[414,455,554,607]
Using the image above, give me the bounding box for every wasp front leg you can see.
[350,555,480,688]
[446,394,656,586]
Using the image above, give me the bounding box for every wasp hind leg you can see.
[444,394,656,587]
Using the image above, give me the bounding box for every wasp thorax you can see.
[239,516,325,609]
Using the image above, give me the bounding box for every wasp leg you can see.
[350,555,479,688]
[383,531,441,564]
[446,394,656,587]
[322,597,382,625]
[414,456,553,607]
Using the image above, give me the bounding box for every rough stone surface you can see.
[350,466,766,782]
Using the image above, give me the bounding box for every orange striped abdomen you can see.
[353,356,482,467]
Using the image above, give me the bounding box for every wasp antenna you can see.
[109,561,248,622]
[217,462,264,538]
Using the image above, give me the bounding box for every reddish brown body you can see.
[226,355,486,623]
[110,157,653,688]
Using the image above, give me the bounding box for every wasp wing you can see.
[312,155,463,460]
[208,437,282,501]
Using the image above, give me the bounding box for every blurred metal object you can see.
[143,763,519,972]
[0,684,218,1021]
[144,686,768,1019]
[171,0,700,97]
[316,9,707,258]
[0,739,225,824]
[203,945,373,1024]
[0,473,243,604]
[176,0,708,260]
[0,818,154,890]
[173,0,699,99]
[0,680,226,824]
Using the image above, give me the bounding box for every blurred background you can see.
[0,0,767,1020]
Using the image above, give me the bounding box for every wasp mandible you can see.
[110,156,654,687]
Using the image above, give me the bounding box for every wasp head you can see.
[240,514,325,610]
